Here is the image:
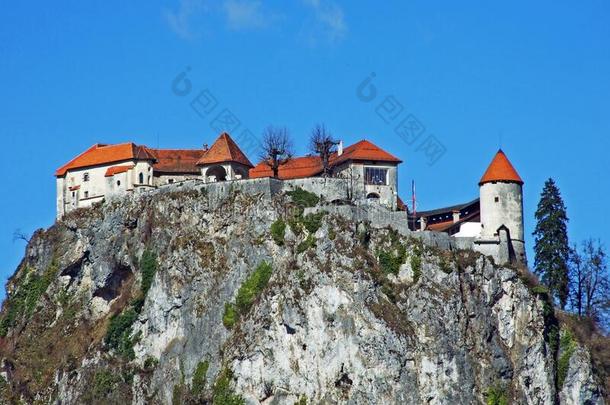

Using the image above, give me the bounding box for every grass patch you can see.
[485,384,509,405]
[557,329,577,388]
[223,262,273,329]
[0,259,59,337]
[297,235,316,254]
[223,303,238,329]
[192,360,210,396]
[212,368,245,405]
[140,249,158,296]
[105,308,138,360]
[270,219,286,246]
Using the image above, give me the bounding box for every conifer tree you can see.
[533,178,570,308]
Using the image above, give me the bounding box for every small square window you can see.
[117,180,121,186]
[83,173,90,182]
[494,196,499,203]
[84,191,89,198]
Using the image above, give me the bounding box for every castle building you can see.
[410,150,525,264]
[250,140,402,209]
[54,132,524,264]
[55,133,400,217]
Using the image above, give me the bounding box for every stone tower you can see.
[479,149,526,264]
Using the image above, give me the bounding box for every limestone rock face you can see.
[0,187,605,404]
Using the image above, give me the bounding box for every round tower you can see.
[479,149,526,264]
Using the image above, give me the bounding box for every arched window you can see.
[117,180,121,186]
[139,173,144,184]
[366,192,380,199]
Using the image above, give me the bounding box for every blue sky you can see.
[0,1,608,299]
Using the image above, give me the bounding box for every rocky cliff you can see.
[0,186,606,404]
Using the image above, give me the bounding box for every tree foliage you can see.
[533,178,570,308]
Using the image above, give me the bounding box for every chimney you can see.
[419,216,427,231]
[203,144,208,151]
[452,210,460,223]
[337,140,343,156]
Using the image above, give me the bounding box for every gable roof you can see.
[149,149,204,174]
[104,165,135,177]
[55,143,156,177]
[196,132,253,167]
[250,156,323,180]
[479,149,523,185]
[331,140,402,165]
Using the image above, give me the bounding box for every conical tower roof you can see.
[196,132,253,167]
[479,149,523,186]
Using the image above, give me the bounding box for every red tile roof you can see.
[331,140,402,165]
[196,133,253,167]
[249,139,401,179]
[250,156,323,179]
[104,165,135,177]
[479,149,523,185]
[55,143,156,177]
[149,149,204,174]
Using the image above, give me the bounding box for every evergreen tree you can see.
[533,178,570,308]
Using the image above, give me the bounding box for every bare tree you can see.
[570,239,610,328]
[309,124,338,177]
[13,229,31,244]
[259,126,294,178]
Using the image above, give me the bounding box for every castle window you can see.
[117,180,121,186]
[364,167,388,185]
[168,179,174,184]
[84,191,89,198]
[494,196,499,203]
[139,173,144,184]
[83,172,90,182]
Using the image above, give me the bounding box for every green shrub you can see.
[328,228,336,240]
[294,396,307,405]
[223,303,238,329]
[378,246,406,276]
[192,360,210,396]
[270,219,286,246]
[213,368,245,405]
[0,261,59,337]
[143,357,159,370]
[302,212,325,234]
[92,369,119,399]
[485,384,508,405]
[105,308,138,359]
[286,187,319,208]
[235,262,273,313]
[558,329,576,388]
[223,262,273,329]
[140,249,158,297]
[531,285,549,295]
[411,255,422,283]
[297,235,316,254]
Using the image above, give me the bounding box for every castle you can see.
[55,132,525,265]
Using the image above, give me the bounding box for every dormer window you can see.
[83,173,90,182]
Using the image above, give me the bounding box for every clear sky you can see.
[1,1,608,299]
